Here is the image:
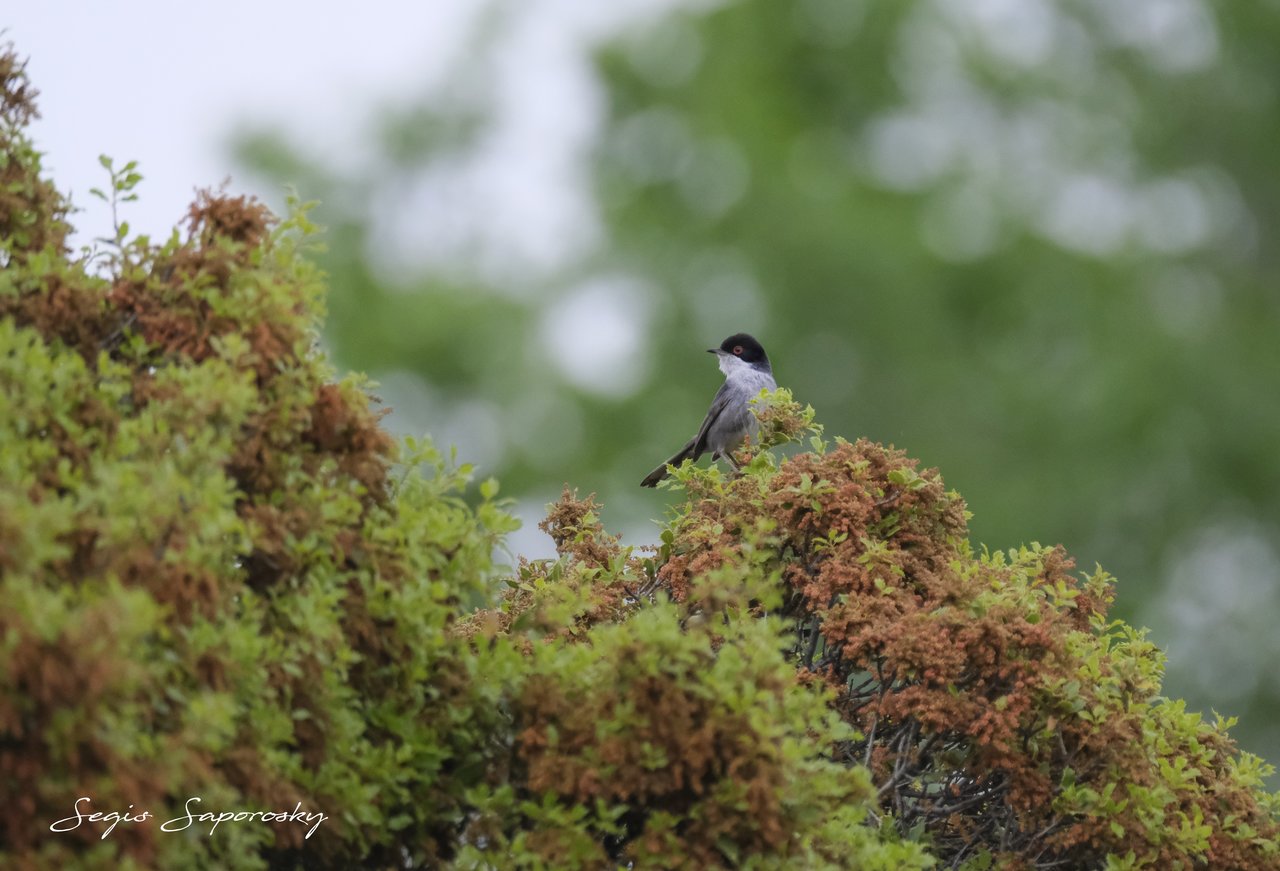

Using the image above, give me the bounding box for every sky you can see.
[6,0,686,257]
[9,2,469,243]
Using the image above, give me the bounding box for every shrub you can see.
[463,399,1280,870]
[1,46,516,870]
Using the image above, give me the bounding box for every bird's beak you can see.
[707,348,720,355]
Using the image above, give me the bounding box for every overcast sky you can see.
[6,0,685,254]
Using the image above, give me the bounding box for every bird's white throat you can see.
[717,353,756,378]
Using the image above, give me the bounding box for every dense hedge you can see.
[3,45,1278,869]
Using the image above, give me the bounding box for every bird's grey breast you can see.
[707,368,776,454]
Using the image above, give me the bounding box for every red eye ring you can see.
[733,345,743,355]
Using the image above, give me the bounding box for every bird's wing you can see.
[639,382,735,487]
[690,381,735,458]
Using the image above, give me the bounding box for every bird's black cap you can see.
[708,333,770,369]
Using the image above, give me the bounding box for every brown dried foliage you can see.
[106,188,288,380]
[516,656,791,867]
[539,486,622,569]
[458,489,637,645]
[0,45,69,256]
[0,602,167,865]
[0,273,115,360]
[304,382,394,501]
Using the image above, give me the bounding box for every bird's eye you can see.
[733,345,743,355]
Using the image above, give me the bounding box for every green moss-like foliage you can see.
[3,43,1279,870]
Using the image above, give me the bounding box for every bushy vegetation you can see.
[1,48,516,869]
[470,403,1280,868]
[3,45,1279,869]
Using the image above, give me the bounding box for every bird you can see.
[640,333,777,487]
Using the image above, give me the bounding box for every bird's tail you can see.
[640,438,698,487]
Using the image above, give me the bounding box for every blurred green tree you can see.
[235,0,1280,771]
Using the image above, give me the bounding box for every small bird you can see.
[640,333,777,487]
